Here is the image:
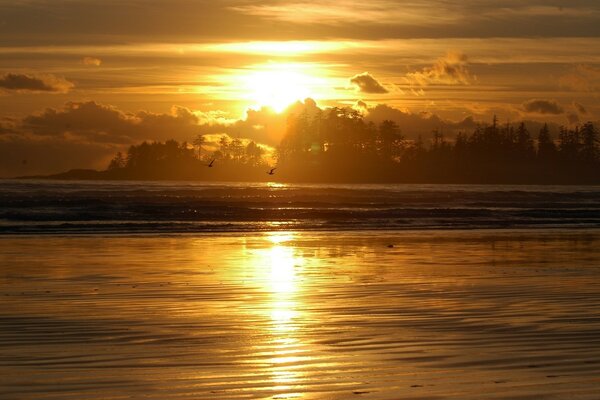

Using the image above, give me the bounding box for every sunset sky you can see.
[1,0,600,176]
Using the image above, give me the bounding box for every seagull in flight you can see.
[207,159,215,168]
[267,167,276,175]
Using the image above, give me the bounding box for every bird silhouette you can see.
[267,167,276,175]
[207,159,215,168]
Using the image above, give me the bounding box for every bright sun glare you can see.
[243,63,321,113]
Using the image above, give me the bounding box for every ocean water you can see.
[1,180,599,234]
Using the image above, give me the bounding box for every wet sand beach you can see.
[1,229,600,399]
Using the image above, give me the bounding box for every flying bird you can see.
[267,167,276,175]
[207,159,215,168]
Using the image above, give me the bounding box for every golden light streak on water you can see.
[263,232,306,398]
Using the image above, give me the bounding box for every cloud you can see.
[82,56,102,66]
[231,1,455,26]
[1,97,571,177]
[350,72,388,94]
[0,73,74,93]
[405,52,472,86]
[14,100,324,150]
[521,99,564,115]
[196,98,321,146]
[20,101,208,144]
[2,0,600,49]
[0,100,288,177]
[559,65,600,92]
[363,103,478,139]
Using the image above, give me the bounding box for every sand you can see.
[1,229,599,399]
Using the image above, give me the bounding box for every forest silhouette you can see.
[54,107,599,184]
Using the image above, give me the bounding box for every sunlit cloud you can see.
[82,56,102,66]
[350,72,388,94]
[405,52,472,87]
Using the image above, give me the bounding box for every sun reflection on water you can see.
[263,232,306,398]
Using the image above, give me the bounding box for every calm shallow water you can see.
[1,230,600,399]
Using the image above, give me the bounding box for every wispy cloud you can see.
[560,64,600,92]
[230,1,458,25]
[405,52,472,87]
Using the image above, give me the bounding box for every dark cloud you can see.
[363,103,478,139]
[12,99,323,151]
[350,72,388,94]
[231,1,600,40]
[0,99,302,177]
[21,101,206,144]
[354,100,368,111]
[0,73,73,93]
[364,103,563,140]
[0,101,217,176]
[521,99,564,115]
[2,1,599,47]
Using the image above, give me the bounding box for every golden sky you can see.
[1,1,599,175]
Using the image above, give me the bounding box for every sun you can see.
[242,63,320,112]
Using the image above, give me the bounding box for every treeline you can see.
[105,138,271,180]
[277,108,600,183]
[101,108,599,183]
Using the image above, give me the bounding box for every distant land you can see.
[18,111,600,185]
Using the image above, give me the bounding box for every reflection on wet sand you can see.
[1,230,600,399]
[262,233,304,398]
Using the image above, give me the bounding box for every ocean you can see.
[1,180,599,234]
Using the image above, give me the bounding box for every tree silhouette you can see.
[101,113,599,184]
[192,134,206,160]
